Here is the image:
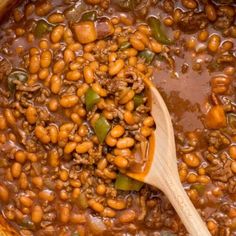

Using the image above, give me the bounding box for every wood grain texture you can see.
[130,78,211,236]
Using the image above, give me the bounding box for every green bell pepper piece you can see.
[85,88,100,111]
[81,11,97,21]
[34,19,52,38]
[7,70,28,93]
[147,17,172,45]
[139,49,155,64]
[119,41,131,50]
[115,173,143,191]
[94,116,111,143]
[191,184,205,195]
[133,94,144,109]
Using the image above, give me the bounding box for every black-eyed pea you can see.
[107,199,126,210]
[83,66,94,84]
[114,156,128,169]
[179,168,188,182]
[78,125,88,137]
[0,115,7,130]
[110,125,125,138]
[124,111,135,125]
[35,125,50,144]
[105,134,117,147]
[66,70,81,81]
[11,162,22,178]
[96,184,106,195]
[53,60,65,74]
[90,61,99,71]
[15,150,26,164]
[102,207,116,218]
[0,184,9,202]
[40,50,52,68]
[221,41,233,52]
[88,199,104,213]
[48,13,64,23]
[58,130,69,147]
[137,25,151,36]
[39,40,49,50]
[91,83,107,97]
[38,68,50,80]
[109,59,125,76]
[4,109,16,126]
[60,123,74,133]
[39,190,55,201]
[76,141,93,154]
[69,62,80,71]
[59,205,70,223]
[0,133,6,144]
[149,39,162,53]
[102,110,114,120]
[48,125,58,144]
[128,56,137,66]
[118,210,136,223]
[205,4,217,21]
[51,25,64,43]
[186,173,197,183]
[123,48,138,57]
[181,0,197,9]
[116,137,135,149]
[77,83,89,97]
[119,89,135,104]
[90,113,100,127]
[50,75,61,94]
[183,153,200,168]
[32,177,43,189]
[97,159,108,170]
[141,126,153,137]
[130,36,145,51]
[70,213,86,224]
[108,52,117,62]
[198,175,210,184]
[71,188,80,200]
[19,173,28,189]
[48,149,60,167]
[208,34,221,53]
[114,148,132,157]
[25,106,37,124]
[59,169,69,181]
[70,179,81,188]
[27,153,38,162]
[29,55,40,74]
[103,168,116,179]
[143,116,154,127]
[19,196,33,207]
[163,17,174,27]
[60,95,79,108]
[198,30,209,42]
[48,98,59,112]
[71,113,82,125]
[64,142,77,154]
[31,205,43,224]
[64,49,75,64]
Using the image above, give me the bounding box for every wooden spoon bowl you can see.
[128,78,211,236]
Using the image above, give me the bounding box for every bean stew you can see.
[0,0,235,235]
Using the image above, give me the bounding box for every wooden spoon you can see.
[128,78,211,236]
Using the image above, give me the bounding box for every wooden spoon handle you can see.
[159,173,211,236]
